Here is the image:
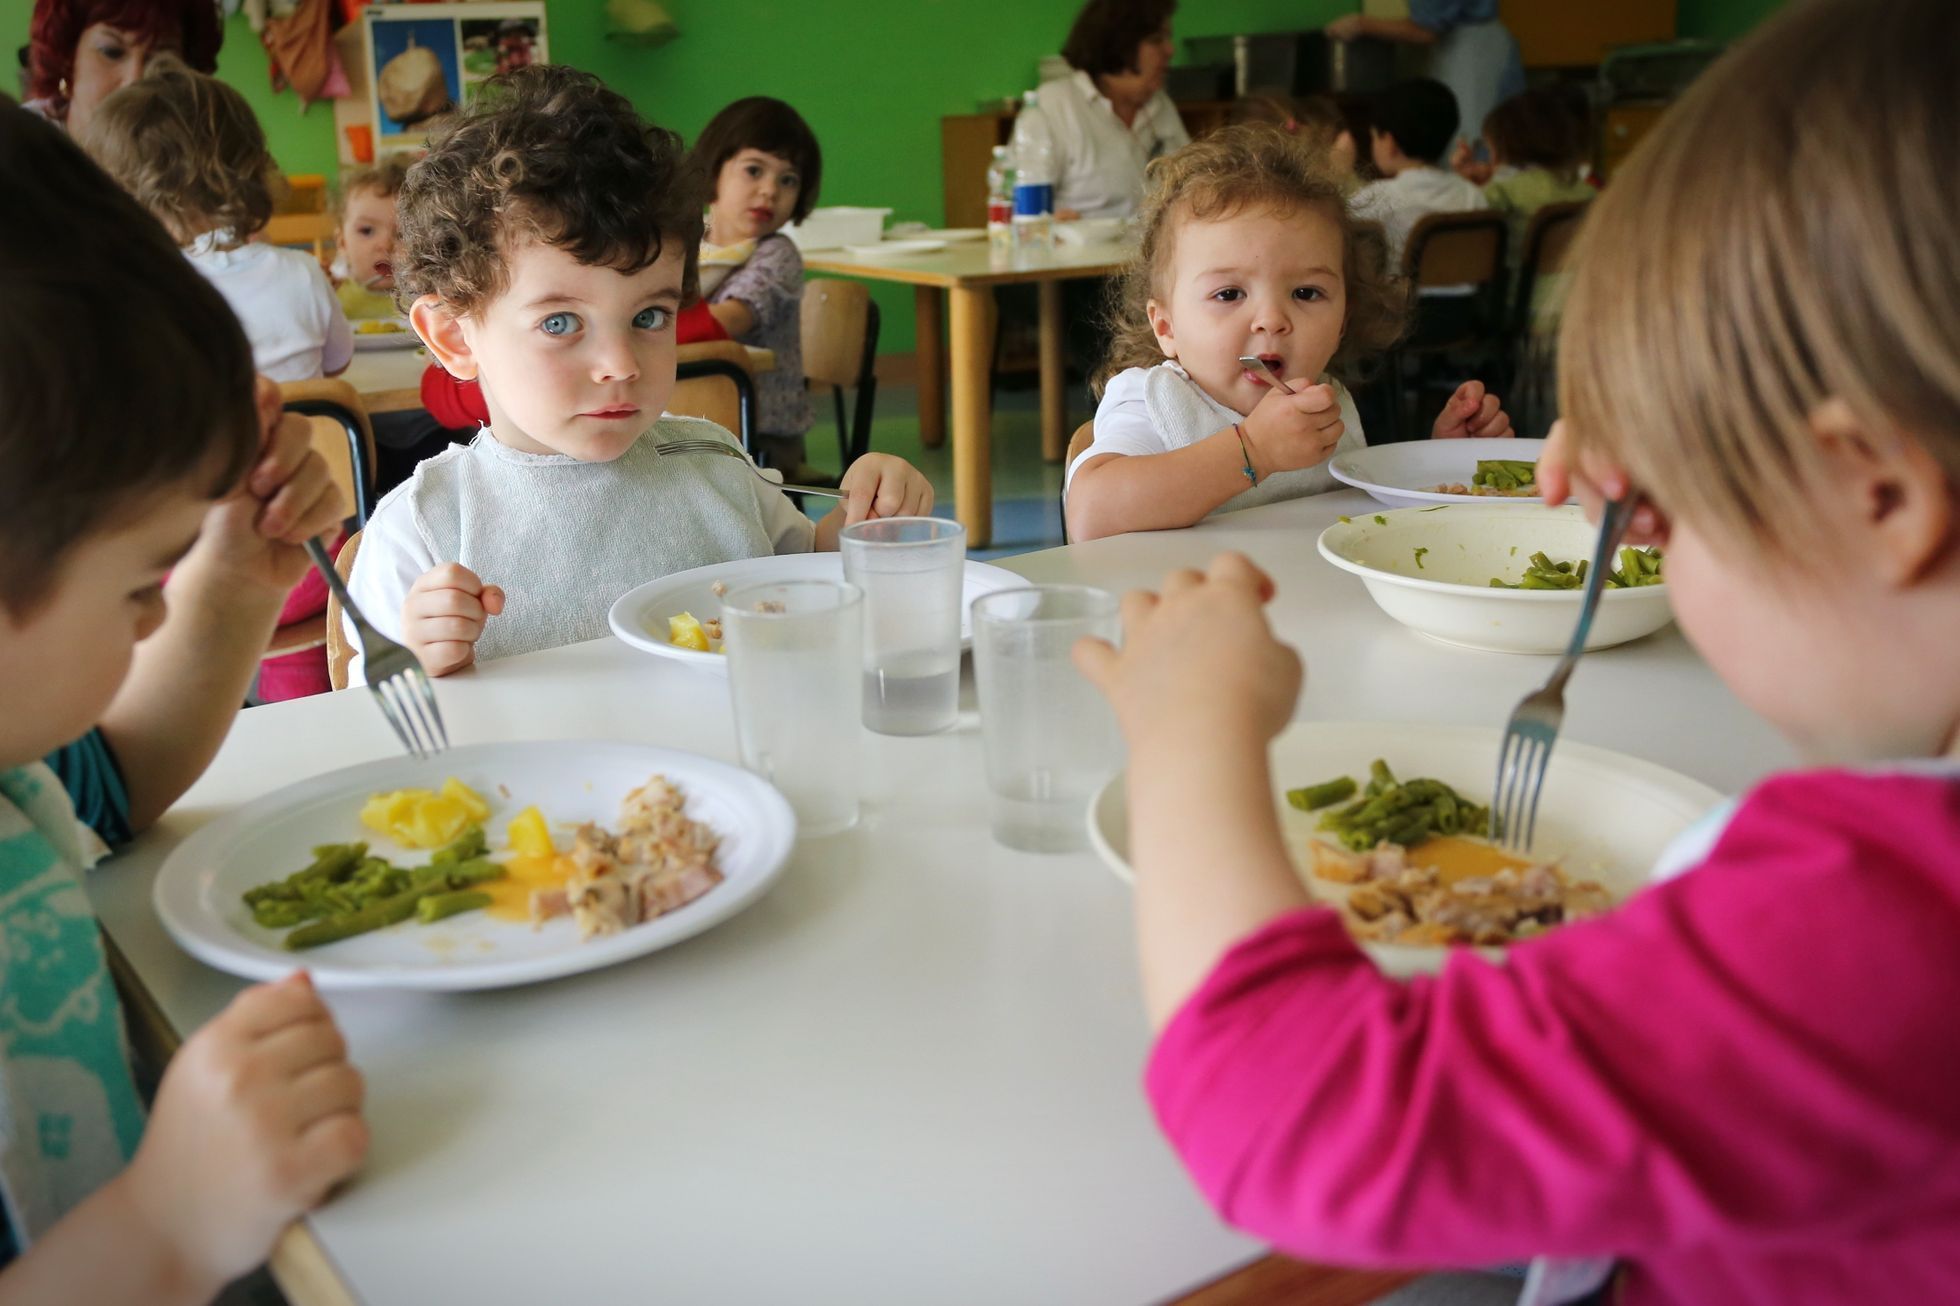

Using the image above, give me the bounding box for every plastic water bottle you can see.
[986,145,1014,253]
[1011,90,1055,255]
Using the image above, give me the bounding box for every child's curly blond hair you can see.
[1096,124,1408,395]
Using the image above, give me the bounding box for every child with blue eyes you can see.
[343,69,930,681]
[1065,126,1513,542]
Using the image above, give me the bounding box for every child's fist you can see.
[839,453,934,526]
[402,563,505,677]
[197,377,347,593]
[1240,381,1346,475]
[121,972,367,1290]
[1430,380,1513,440]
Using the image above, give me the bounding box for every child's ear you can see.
[1812,397,1952,587]
[411,294,476,380]
[1145,298,1177,360]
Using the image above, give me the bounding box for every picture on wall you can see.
[362,2,548,151]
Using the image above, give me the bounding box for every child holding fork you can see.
[1075,1,1960,1299]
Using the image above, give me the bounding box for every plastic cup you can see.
[721,580,863,837]
[970,586,1123,852]
[345,123,374,164]
[839,517,966,736]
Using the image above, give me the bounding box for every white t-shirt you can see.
[1066,361,1365,516]
[184,231,354,382]
[343,416,816,684]
[1018,71,1191,220]
[1351,166,1492,270]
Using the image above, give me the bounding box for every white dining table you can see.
[87,489,1793,1306]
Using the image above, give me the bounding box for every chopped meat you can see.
[551,776,725,939]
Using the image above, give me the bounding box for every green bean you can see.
[1302,764,1490,851]
[417,890,493,924]
[1492,546,1662,591]
[1413,547,1429,570]
[431,826,488,865]
[242,843,366,906]
[283,886,424,950]
[1287,776,1358,811]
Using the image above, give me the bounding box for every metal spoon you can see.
[1237,355,1295,394]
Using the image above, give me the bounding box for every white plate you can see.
[1054,217,1129,245]
[916,227,985,242]
[153,741,796,991]
[842,239,948,258]
[351,323,421,351]
[1329,438,1555,509]
[1318,503,1673,654]
[1088,720,1722,977]
[608,553,1026,674]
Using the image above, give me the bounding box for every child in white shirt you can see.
[1066,125,1511,543]
[1350,78,1491,270]
[348,67,931,681]
[81,56,352,383]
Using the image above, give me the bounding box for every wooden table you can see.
[88,490,1793,1304]
[805,241,1129,547]
[342,343,778,417]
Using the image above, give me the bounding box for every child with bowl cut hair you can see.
[346,68,930,682]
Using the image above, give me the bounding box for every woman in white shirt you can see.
[1018,0,1190,221]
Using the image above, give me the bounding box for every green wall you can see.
[1677,0,1787,41]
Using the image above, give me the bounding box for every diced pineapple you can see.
[506,805,553,856]
[442,776,490,823]
[667,611,711,651]
[359,778,492,848]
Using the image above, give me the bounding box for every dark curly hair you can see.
[689,97,823,225]
[1097,124,1409,393]
[26,0,223,118]
[1,104,257,615]
[395,66,704,315]
[78,53,274,247]
[1062,0,1176,78]
[1482,87,1587,181]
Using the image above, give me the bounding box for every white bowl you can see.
[1088,720,1723,977]
[608,553,1027,675]
[1317,503,1673,655]
[1329,438,1558,509]
[1054,217,1129,245]
[783,206,892,252]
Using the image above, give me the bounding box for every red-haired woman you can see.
[22,0,223,138]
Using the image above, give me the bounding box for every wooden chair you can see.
[1504,200,1588,434]
[1381,209,1511,442]
[670,340,759,452]
[267,173,334,266]
[325,531,362,692]
[1058,419,1096,544]
[280,378,378,525]
[800,279,881,470]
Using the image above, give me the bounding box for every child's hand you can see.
[1430,380,1513,440]
[838,453,935,526]
[119,972,367,1291]
[402,563,505,676]
[1538,420,1670,545]
[1241,381,1346,474]
[1074,553,1302,753]
[195,376,347,594]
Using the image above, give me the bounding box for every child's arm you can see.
[1067,381,1348,542]
[707,299,756,340]
[1428,380,1513,440]
[0,973,366,1306]
[98,385,344,831]
[401,564,505,678]
[812,454,936,551]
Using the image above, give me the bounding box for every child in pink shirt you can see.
[1071,1,1960,1302]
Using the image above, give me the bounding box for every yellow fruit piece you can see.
[358,778,491,848]
[667,611,711,651]
[506,805,552,856]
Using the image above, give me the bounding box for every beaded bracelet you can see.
[1233,422,1260,487]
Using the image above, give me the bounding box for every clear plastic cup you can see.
[970,586,1123,852]
[721,580,863,837]
[839,517,966,736]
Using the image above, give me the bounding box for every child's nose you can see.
[591,336,640,383]
[1249,296,1293,334]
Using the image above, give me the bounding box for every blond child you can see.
[1065,125,1511,542]
[1076,1,1960,1299]
[80,56,353,384]
[0,105,363,1299]
[331,153,413,322]
[345,68,931,683]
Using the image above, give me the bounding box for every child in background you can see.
[1073,1,1960,1299]
[0,104,365,1298]
[80,56,353,383]
[690,96,821,476]
[1477,87,1593,267]
[331,153,412,323]
[347,68,931,683]
[1065,126,1510,543]
[1350,77,1489,268]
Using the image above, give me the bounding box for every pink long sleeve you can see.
[1145,768,1960,1304]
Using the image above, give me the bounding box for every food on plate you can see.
[241,825,504,949]
[1287,759,1613,946]
[666,611,723,653]
[361,777,491,847]
[1431,459,1538,497]
[1490,547,1664,591]
[530,776,724,939]
[354,319,406,334]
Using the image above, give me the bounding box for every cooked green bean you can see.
[1472,459,1538,492]
[1286,776,1358,811]
[248,828,508,947]
[1310,764,1488,851]
[284,886,424,950]
[416,890,493,924]
[1491,546,1663,591]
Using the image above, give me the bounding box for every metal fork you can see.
[305,538,449,760]
[653,438,846,499]
[1491,495,1639,851]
